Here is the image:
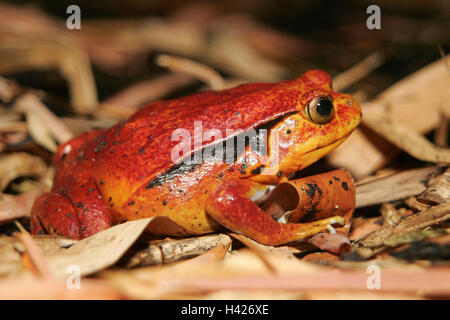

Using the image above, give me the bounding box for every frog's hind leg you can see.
[31,192,82,239]
[205,179,344,246]
[31,177,113,239]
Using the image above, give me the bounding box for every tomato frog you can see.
[31,70,361,245]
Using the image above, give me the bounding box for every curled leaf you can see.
[262,169,355,254]
[0,152,47,192]
[263,169,355,231]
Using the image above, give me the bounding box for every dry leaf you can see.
[363,113,450,163]
[0,235,24,278]
[44,218,153,277]
[418,167,450,204]
[15,93,74,146]
[0,190,42,223]
[22,107,58,152]
[206,29,286,81]
[0,152,47,192]
[99,73,195,118]
[353,202,450,259]
[264,169,355,226]
[329,55,450,177]
[349,217,384,241]
[14,226,53,279]
[380,203,403,226]
[0,35,98,114]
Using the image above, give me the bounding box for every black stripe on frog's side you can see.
[145,158,201,189]
[144,113,297,188]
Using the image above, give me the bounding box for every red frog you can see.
[31,70,361,245]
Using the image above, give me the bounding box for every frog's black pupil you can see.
[316,98,333,116]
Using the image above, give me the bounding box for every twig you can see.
[122,234,231,268]
[99,73,195,118]
[363,113,450,163]
[332,51,385,92]
[355,166,441,208]
[14,221,54,279]
[156,54,225,90]
[353,202,450,259]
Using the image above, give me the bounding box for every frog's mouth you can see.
[295,134,350,171]
[251,133,352,184]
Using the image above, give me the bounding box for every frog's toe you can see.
[317,215,345,228]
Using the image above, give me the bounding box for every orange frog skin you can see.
[31,70,361,245]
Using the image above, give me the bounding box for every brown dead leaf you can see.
[380,203,403,226]
[302,252,341,264]
[0,152,47,192]
[405,196,431,211]
[0,76,21,103]
[44,218,153,278]
[22,107,58,152]
[0,190,42,223]
[418,167,450,204]
[308,233,351,255]
[0,35,98,114]
[99,73,195,118]
[363,113,450,163]
[206,29,286,81]
[434,110,448,147]
[264,169,355,227]
[16,235,78,256]
[0,235,24,278]
[349,217,384,241]
[353,202,450,259]
[0,119,28,133]
[262,169,355,254]
[14,223,53,279]
[15,93,74,148]
[329,55,450,177]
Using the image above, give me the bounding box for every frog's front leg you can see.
[205,179,344,246]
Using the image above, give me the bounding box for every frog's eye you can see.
[306,96,334,124]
